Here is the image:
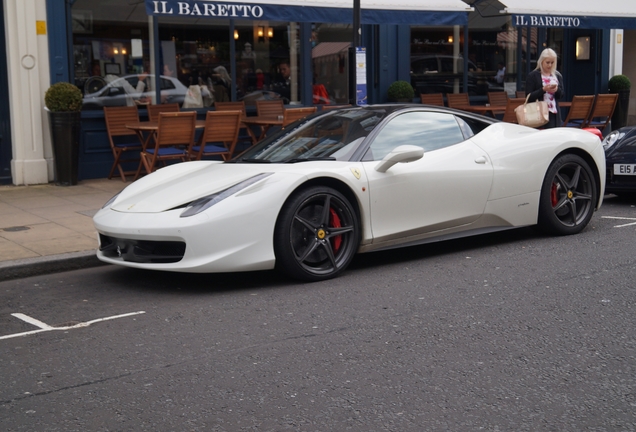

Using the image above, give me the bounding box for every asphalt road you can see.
[1,195,635,431]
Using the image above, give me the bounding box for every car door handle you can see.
[474,156,487,164]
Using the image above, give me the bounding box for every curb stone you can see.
[0,251,106,283]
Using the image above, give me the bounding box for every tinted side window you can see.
[456,115,491,136]
[365,112,465,161]
[161,78,176,90]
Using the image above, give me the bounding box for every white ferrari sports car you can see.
[94,105,605,281]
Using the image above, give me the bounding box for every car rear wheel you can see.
[538,154,597,235]
[274,186,359,281]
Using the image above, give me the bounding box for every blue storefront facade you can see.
[1,0,634,185]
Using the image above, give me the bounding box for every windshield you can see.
[234,108,387,163]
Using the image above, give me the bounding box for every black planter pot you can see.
[611,89,630,130]
[48,111,81,186]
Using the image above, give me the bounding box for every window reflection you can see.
[312,24,352,105]
[72,1,153,110]
[367,112,465,160]
[235,21,300,106]
[72,0,304,110]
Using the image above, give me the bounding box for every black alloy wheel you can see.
[538,154,597,235]
[274,186,359,281]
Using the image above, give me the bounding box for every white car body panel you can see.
[93,108,606,275]
[94,160,372,272]
[472,123,605,204]
[364,140,493,243]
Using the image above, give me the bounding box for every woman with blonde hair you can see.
[525,48,564,128]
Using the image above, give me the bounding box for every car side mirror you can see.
[374,145,424,173]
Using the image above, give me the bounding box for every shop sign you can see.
[514,15,581,28]
[513,14,636,29]
[149,1,264,18]
[145,0,469,26]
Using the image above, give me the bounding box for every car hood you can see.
[110,161,282,213]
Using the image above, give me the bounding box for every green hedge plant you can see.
[387,80,415,101]
[608,74,631,93]
[44,82,83,112]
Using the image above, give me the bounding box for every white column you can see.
[4,0,51,185]
[609,29,624,79]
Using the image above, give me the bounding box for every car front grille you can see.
[99,234,186,263]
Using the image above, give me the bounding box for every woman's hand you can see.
[543,83,558,93]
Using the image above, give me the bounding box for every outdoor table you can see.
[452,104,506,118]
[126,120,207,179]
[241,115,284,144]
[126,120,207,151]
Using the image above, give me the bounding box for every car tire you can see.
[274,186,359,281]
[537,154,597,235]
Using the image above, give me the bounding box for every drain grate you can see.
[3,226,30,232]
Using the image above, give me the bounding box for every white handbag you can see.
[515,94,549,128]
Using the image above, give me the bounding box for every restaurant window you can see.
[72,1,153,111]
[410,25,470,96]
[157,17,232,108]
[410,14,536,99]
[311,23,352,105]
[72,0,304,110]
[233,21,301,106]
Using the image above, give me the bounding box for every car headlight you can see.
[602,131,623,151]
[101,192,121,209]
[180,173,272,218]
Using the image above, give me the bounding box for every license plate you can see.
[614,164,636,175]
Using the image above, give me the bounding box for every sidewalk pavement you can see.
[0,178,127,282]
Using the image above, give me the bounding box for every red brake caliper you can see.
[551,182,559,207]
[329,208,342,253]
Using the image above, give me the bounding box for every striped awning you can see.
[312,42,351,59]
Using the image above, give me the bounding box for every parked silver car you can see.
[82,75,188,110]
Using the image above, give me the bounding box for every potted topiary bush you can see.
[387,80,415,102]
[608,74,631,130]
[44,82,83,186]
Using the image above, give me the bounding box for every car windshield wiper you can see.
[284,157,337,163]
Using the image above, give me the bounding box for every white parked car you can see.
[82,75,188,109]
[94,105,605,281]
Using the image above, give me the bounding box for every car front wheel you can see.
[274,186,359,281]
[538,154,597,235]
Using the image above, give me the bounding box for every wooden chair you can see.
[582,93,618,131]
[562,95,595,128]
[188,110,242,161]
[516,91,526,98]
[488,91,508,106]
[215,101,246,118]
[146,103,180,122]
[420,93,445,106]
[215,101,251,151]
[282,107,317,127]
[256,99,285,117]
[446,93,470,109]
[488,92,508,117]
[136,112,195,179]
[321,104,352,111]
[103,106,142,182]
[502,97,527,123]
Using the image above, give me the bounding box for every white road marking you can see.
[11,313,52,330]
[0,311,145,341]
[601,216,636,228]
